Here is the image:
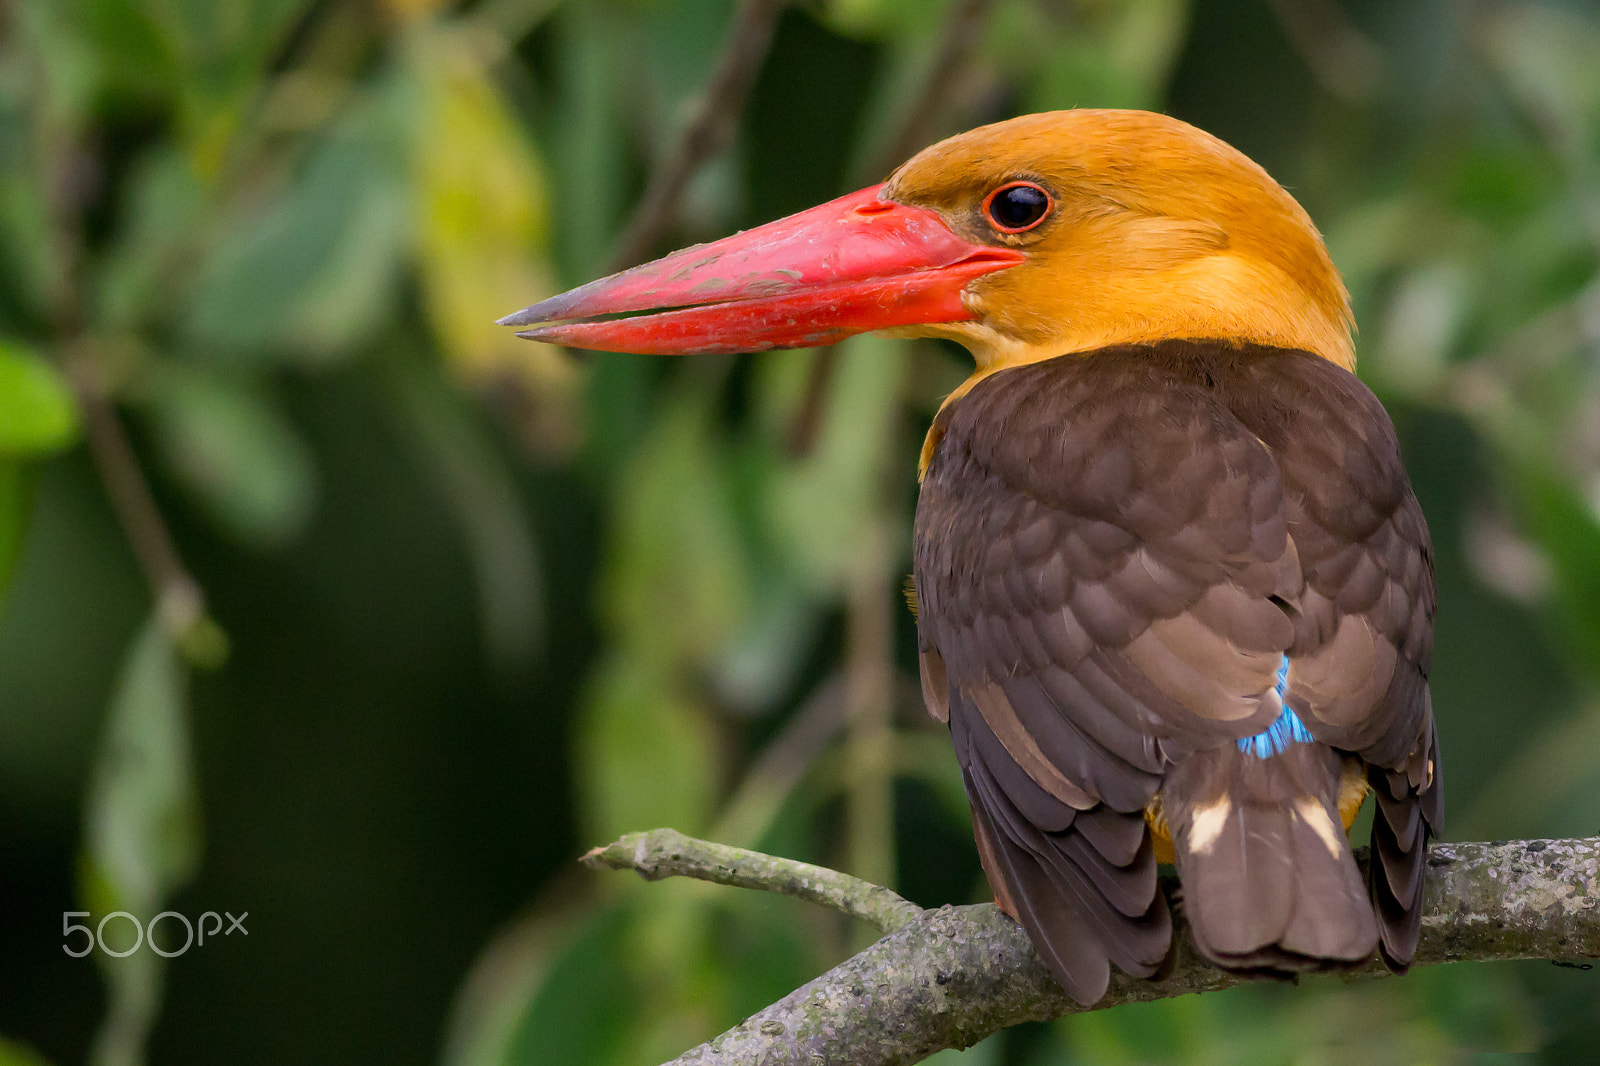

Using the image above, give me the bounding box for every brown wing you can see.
[1223,350,1440,967]
[914,345,1305,1003]
[914,341,1439,1000]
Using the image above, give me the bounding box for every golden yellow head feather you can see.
[884,110,1355,391]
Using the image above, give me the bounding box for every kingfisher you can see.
[500,109,1440,1005]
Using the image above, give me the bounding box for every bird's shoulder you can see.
[921,342,1430,601]
[917,339,1317,602]
[928,339,1407,512]
[913,342,1306,774]
[929,340,1279,520]
[913,338,1434,755]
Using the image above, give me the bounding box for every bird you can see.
[499,109,1440,1006]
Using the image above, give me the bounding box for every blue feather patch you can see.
[1237,657,1313,758]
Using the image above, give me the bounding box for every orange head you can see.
[501,109,1353,384]
[883,110,1353,379]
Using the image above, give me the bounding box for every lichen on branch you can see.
[582,827,923,933]
[583,831,1600,1066]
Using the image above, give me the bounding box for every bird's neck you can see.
[912,252,1356,478]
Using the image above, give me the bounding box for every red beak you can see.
[497,184,1023,354]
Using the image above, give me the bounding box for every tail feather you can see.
[1372,787,1424,911]
[1374,778,1424,852]
[1167,743,1378,974]
[1279,798,1379,960]
[1178,802,1296,963]
[951,690,1173,1005]
[1370,802,1425,970]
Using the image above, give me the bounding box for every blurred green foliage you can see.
[3,0,1600,1063]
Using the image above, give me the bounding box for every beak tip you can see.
[496,309,534,327]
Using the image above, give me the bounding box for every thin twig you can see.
[784,344,840,457]
[37,118,208,641]
[64,350,205,636]
[586,832,1600,1066]
[606,0,789,273]
[582,827,924,934]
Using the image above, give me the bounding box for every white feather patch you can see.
[1296,797,1346,858]
[1188,797,1232,854]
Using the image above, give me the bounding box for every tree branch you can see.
[62,347,206,638]
[584,832,1600,1066]
[39,124,217,654]
[583,828,922,934]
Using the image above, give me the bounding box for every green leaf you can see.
[139,363,316,548]
[1504,460,1600,682]
[12,0,103,129]
[404,21,573,413]
[1022,0,1192,112]
[1479,4,1600,160]
[0,340,79,456]
[757,334,905,595]
[547,7,630,282]
[183,101,408,365]
[0,1036,53,1066]
[93,147,206,336]
[500,905,638,1066]
[83,615,200,926]
[444,899,637,1066]
[80,614,200,1066]
[605,388,752,670]
[0,117,57,322]
[577,655,720,844]
[46,0,176,111]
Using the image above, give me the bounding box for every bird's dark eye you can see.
[983,182,1052,233]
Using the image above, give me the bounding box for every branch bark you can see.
[583,828,922,933]
[41,128,216,654]
[587,831,1600,1066]
[63,347,206,638]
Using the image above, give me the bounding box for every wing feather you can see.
[915,341,1439,996]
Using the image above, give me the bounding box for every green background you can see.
[3,0,1600,1062]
